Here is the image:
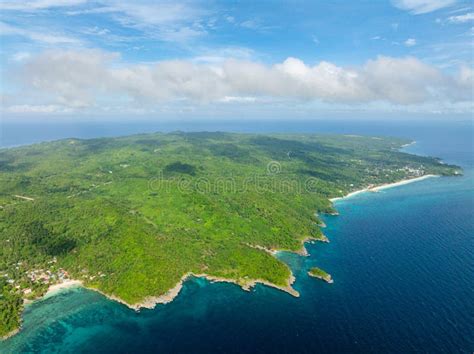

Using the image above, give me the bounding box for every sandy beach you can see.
[42,280,83,299]
[370,175,437,191]
[400,141,416,148]
[329,174,438,202]
[329,188,368,202]
[4,279,85,340]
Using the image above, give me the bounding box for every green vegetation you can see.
[163,161,197,176]
[308,267,333,283]
[0,132,460,337]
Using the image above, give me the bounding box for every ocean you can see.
[1,119,473,353]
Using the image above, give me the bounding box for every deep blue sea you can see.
[1,119,473,353]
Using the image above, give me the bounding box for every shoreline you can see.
[20,271,299,316]
[246,234,329,258]
[22,279,84,308]
[12,173,438,332]
[4,237,307,340]
[96,272,300,311]
[42,280,83,299]
[5,157,442,340]
[1,328,19,341]
[295,235,330,257]
[329,174,438,202]
[400,141,416,149]
[3,280,84,341]
[28,172,439,316]
[307,271,334,284]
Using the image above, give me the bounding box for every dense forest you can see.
[0,132,461,337]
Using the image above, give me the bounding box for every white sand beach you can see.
[43,280,83,299]
[330,175,438,202]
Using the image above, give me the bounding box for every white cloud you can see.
[11,51,31,62]
[391,0,456,14]
[102,1,206,27]
[239,18,274,32]
[405,38,417,46]
[64,1,209,42]
[5,104,73,113]
[0,0,86,10]
[0,22,81,44]
[456,66,474,87]
[447,12,474,23]
[192,46,255,64]
[12,50,473,111]
[361,56,444,103]
[240,20,260,30]
[81,26,111,36]
[219,96,258,103]
[19,50,118,108]
[155,26,206,43]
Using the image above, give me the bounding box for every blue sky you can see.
[0,0,472,120]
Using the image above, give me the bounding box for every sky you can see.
[0,0,473,121]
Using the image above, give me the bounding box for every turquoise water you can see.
[1,121,473,353]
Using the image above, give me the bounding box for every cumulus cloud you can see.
[12,49,473,110]
[455,66,474,88]
[391,0,456,14]
[19,50,118,107]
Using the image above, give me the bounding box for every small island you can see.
[308,267,334,283]
[0,132,460,338]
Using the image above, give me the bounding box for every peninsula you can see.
[0,132,461,338]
